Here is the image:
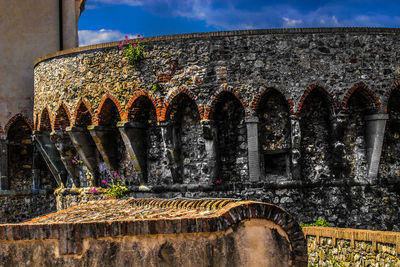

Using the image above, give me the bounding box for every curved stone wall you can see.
[33,28,400,230]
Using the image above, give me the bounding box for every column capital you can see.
[245,116,259,123]
[365,113,389,121]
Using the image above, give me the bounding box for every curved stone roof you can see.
[1,198,307,265]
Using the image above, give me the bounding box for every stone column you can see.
[158,121,178,184]
[117,122,147,184]
[50,130,80,187]
[66,126,99,185]
[245,117,260,182]
[331,113,348,179]
[290,115,301,179]
[62,0,78,49]
[34,131,67,187]
[32,142,41,191]
[365,113,389,181]
[88,125,120,172]
[0,139,8,190]
[202,120,218,183]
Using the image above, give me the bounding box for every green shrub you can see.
[300,218,331,227]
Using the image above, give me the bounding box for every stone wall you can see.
[57,182,400,231]
[0,191,56,223]
[33,28,400,230]
[303,226,400,266]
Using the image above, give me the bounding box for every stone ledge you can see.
[34,27,400,67]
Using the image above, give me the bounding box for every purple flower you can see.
[137,34,141,37]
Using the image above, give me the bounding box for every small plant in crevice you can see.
[118,35,145,67]
[150,82,166,96]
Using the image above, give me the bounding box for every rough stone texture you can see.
[32,28,400,230]
[299,89,333,181]
[380,90,400,178]
[56,182,400,232]
[304,227,400,266]
[0,198,308,266]
[0,192,56,223]
[257,90,291,178]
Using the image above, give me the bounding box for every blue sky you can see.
[78,0,400,46]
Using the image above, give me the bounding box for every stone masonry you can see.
[0,28,397,227]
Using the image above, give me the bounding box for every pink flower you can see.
[102,180,108,186]
[118,43,123,48]
[137,34,141,37]
[133,43,137,47]
[114,172,119,177]
[90,188,99,194]
[125,35,129,41]
[215,180,221,184]
[72,159,76,164]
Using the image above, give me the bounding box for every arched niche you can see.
[213,92,247,182]
[75,101,93,127]
[7,117,33,191]
[257,90,291,177]
[39,108,51,131]
[126,95,158,184]
[165,93,203,184]
[98,98,121,126]
[299,89,333,181]
[53,105,71,130]
[379,90,400,178]
[343,89,376,179]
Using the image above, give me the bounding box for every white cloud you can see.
[283,17,303,27]
[78,29,138,46]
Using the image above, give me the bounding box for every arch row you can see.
[33,82,388,130]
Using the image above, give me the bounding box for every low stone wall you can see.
[303,227,400,266]
[0,191,56,223]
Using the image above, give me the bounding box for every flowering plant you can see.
[119,35,145,67]
[101,172,128,199]
[72,156,83,165]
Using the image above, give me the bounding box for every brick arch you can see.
[159,88,199,121]
[4,113,33,135]
[95,93,124,125]
[125,90,160,122]
[383,82,400,113]
[204,88,247,120]
[38,107,52,131]
[341,82,381,112]
[296,85,338,115]
[249,87,295,115]
[52,103,72,130]
[73,98,94,126]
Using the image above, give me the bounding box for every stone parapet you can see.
[304,226,400,265]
